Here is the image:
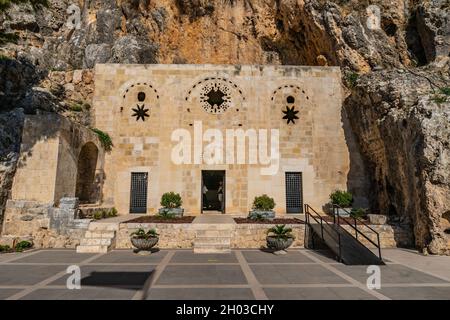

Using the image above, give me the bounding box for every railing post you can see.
[377,233,382,260]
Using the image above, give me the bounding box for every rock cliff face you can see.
[0,0,449,253]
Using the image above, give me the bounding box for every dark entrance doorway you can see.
[285,172,303,213]
[75,142,99,204]
[201,170,225,213]
[130,172,148,213]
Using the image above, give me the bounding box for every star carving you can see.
[282,106,299,124]
[132,104,150,121]
[206,88,226,107]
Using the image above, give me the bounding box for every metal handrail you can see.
[332,204,382,261]
[304,204,342,261]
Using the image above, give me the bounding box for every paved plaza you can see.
[0,248,449,300]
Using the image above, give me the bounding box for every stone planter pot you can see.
[158,207,184,217]
[266,236,294,251]
[248,210,275,220]
[131,237,159,251]
[367,214,387,225]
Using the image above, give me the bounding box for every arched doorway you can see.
[75,142,99,203]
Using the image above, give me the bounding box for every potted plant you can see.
[248,194,275,220]
[329,190,353,217]
[158,192,184,217]
[130,228,159,252]
[266,224,295,253]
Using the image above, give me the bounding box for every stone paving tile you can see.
[146,288,254,300]
[88,250,166,264]
[20,287,139,300]
[156,265,247,285]
[242,250,314,263]
[0,289,22,299]
[307,250,340,263]
[250,264,350,285]
[334,264,449,284]
[263,287,376,300]
[9,250,95,264]
[48,265,155,287]
[0,265,67,286]
[379,286,450,300]
[170,251,238,263]
[0,253,18,263]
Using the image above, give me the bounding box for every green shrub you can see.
[351,207,367,219]
[70,103,83,112]
[93,211,104,220]
[14,240,32,252]
[0,244,11,252]
[160,192,182,208]
[346,72,359,88]
[253,194,275,211]
[330,190,353,207]
[91,128,113,152]
[108,207,118,217]
[131,228,159,240]
[432,94,448,104]
[439,87,450,96]
[267,225,295,240]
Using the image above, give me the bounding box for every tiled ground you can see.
[0,248,449,300]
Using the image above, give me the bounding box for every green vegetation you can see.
[346,72,359,88]
[267,225,295,240]
[92,208,118,220]
[160,192,182,208]
[350,207,367,219]
[130,228,159,240]
[91,128,113,152]
[252,194,275,211]
[432,94,448,104]
[439,87,450,96]
[14,240,33,252]
[330,190,353,207]
[0,32,19,45]
[157,209,176,220]
[0,244,11,252]
[70,103,83,112]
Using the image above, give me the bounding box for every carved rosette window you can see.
[200,81,232,114]
[121,82,159,122]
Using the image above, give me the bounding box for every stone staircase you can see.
[76,221,118,253]
[192,215,235,254]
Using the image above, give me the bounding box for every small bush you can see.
[330,190,353,207]
[109,207,118,217]
[346,72,359,88]
[267,225,295,240]
[432,94,448,104]
[160,192,182,208]
[131,228,158,240]
[91,128,113,152]
[70,103,83,112]
[351,208,367,219]
[253,194,275,211]
[439,87,450,96]
[0,244,11,252]
[14,240,32,252]
[93,211,104,220]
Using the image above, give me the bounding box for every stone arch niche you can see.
[75,142,99,203]
[181,76,247,128]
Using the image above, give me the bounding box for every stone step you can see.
[88,222,119,231]
[195,230,231,237]
[84,231,116,238]
[76,244,110,253]
[192,224,235,231]
[80,238,112,246]
[194,245,231,254]
[194,237,231,245]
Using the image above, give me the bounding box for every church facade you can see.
[92,64,353,215]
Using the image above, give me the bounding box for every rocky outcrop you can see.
[345,64,450,254]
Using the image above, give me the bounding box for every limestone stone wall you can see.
[231,224,305,249]
[115,222,411,250]
[94,64,363,215]
[10,113,105,204]
[116,223,195,249]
